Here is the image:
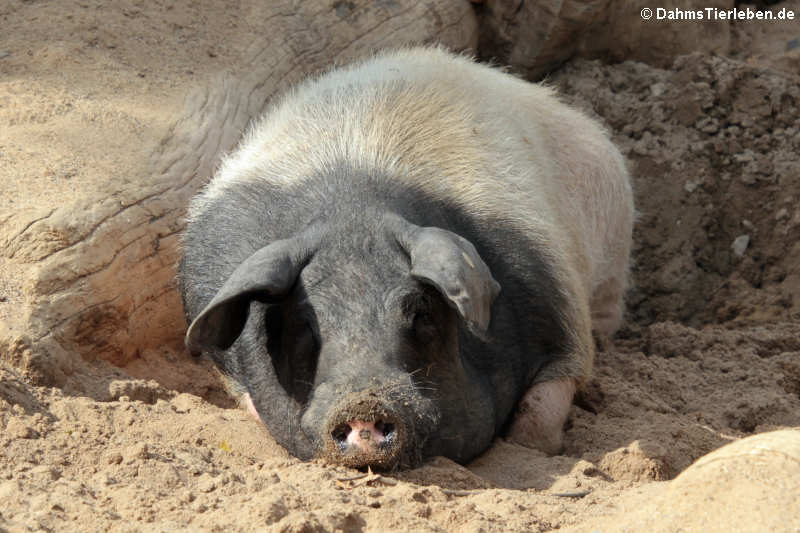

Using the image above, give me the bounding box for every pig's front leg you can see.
[506,377,576,455]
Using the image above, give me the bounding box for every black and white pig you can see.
[179,47,633,470]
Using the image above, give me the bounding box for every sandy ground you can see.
[2,1,800,532]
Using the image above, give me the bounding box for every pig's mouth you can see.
[319,387,439,470]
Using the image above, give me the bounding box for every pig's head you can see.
[185,212,501,469]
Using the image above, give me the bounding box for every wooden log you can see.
[1,0,478,387]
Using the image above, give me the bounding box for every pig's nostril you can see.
[331,423,352,446]
[374,420,395,439]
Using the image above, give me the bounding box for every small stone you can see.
[731,234,750,257]
[572,459,600,477]
[650,82,666,97]
[631,440,667,459]
[92,472,117,486]
[109,379,169,404]
[0,480,20,502]
[29,466,61,481]
[5,418,38,439]
[776,208,789,221]
[197,474,217,493]
[689,141,706,152]
[740,174,757,185]
[123,442,148,464]
[171,393,200,414]
[701,119,719,134]
[107,452,123,465]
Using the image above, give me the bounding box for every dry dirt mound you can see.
[2,1,800,532]
[554,52,800,327]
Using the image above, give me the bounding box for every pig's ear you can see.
[185,239,312,354]
[393,218,501,337]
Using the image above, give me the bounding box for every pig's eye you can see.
[265,305,319,405]
[295,322,318,357]
[412,311,438,343]
[401,289,442,343]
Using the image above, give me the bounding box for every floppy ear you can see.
[185,238,313,354]
[392,217,501,336]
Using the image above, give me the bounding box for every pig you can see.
[179,46,633,470]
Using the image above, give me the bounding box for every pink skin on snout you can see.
[344,420,387,452]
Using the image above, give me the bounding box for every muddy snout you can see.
[322,391,416,470]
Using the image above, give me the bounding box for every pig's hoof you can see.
[506,417,565,456]
[506,377,576,456]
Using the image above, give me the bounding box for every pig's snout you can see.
[323,396,411,470]
[331,419,397,453]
